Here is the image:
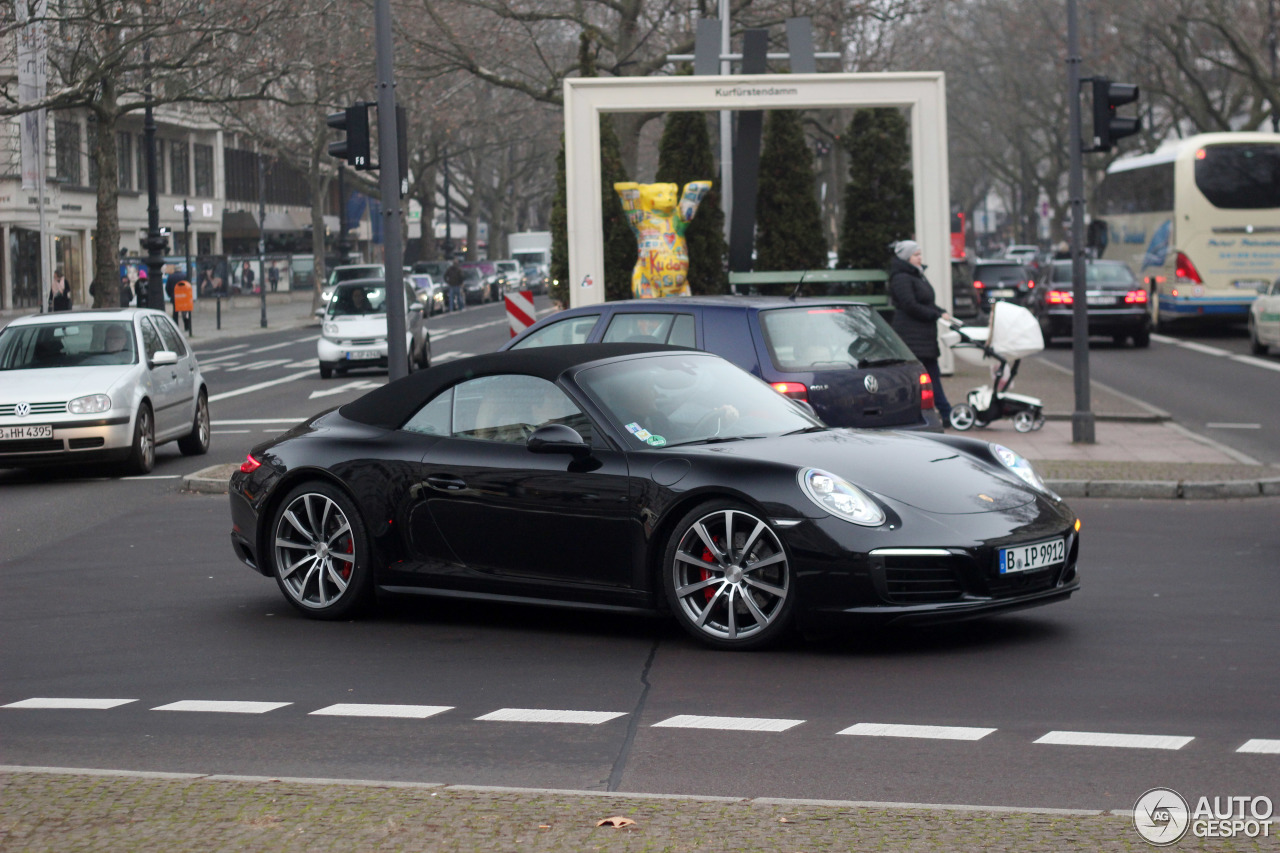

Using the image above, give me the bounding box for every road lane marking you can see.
[1174,341,1231,357]
[226,359,294,372]
[432,318,506,340]
[1150,334,1280,372]
[213,419,310,424]
[3,698,135,710]
[476,709,627,725]
[309,381,381,399]
[311,704,453,719]
[1238,739,1280,754]
[284,360,317,368]
[1034,731,1193,750]
[212,429,251,434]
[432,351,470,362]
[1206,422,1261,429]
[152,700,291,714]
[208,370,313,403]
[192,343,249,357]
[837,723,996,741]
[1232,354,1280,372]
[652,715,804,732]
[1165,422,1262,465]
[248,337,319,353]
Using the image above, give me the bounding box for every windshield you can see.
[328,284,389,317]
[577,353,822,448]
[0,320,137,369]
[759,305,915,370]
[331,266,382,286]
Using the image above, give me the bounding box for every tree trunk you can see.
[92,79,122,308]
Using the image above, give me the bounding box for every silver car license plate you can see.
[0,423,53,440]
[990,288,1016,298]
[346,351,379,361]
[999,537,1065,574]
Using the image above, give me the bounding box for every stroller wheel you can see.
[1013,410,1036,433]
[949,405,977,431]
[1032,414,1046,431]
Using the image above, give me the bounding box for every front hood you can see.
[703,430,1038,515]
[0,366,137,406]
[326,316,388,337]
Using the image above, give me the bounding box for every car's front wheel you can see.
[177,390,210,456]
[269,482,374,619]
[662,501,795,650]
[125,403,155,475]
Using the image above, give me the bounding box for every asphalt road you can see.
[1039,324,1280,465]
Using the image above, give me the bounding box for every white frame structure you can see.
[564,72,952,312]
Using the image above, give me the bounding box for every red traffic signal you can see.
[1091,78,1140,152]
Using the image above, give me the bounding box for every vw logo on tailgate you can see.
[15,401,30,418]
[863,375,879,394]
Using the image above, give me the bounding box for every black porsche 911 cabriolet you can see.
[228,344,1080,650]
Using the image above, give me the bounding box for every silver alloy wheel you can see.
[132,405,155,472]
[273,492,357,610]
[671,508,790,643]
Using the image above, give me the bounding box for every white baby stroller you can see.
[942,301,1046,433]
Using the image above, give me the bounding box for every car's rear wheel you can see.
[663,501,795,650]
[1133,328,1151,348]
[125,403,155,475]
[177,390,210,456]
[269,482,373,619]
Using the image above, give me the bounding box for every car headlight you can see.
[323,323,339,337]
[799,467,885,526]
[990,443,1056,497]
[68,394,112,414]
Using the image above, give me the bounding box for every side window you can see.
[510,314,600,349]
[669,313,696,347]
[603,313,674,344]
[140,318,165,361]
[153,315,188,356]
[403,387,453,436]
[451,375,592,444]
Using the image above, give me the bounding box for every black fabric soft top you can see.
[338,343,684,429]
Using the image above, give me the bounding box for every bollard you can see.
[216,295,222,330]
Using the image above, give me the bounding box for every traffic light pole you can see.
[373,0,408,381]
[1066,0,1094,444]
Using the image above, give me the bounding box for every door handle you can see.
[425,474,467,491]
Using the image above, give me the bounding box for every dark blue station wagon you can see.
[502,296,942,431]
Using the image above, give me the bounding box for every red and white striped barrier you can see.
[506,289,535,338]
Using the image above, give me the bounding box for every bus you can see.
[1095,132,1280,330]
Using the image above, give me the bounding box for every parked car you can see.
[0,308,210,474]
[459,267,488,305]
[1249,276,1280,356]
[521,264,549,295]
[502,296,942,431]
[950,260,981,320]
[316,279,431,378]
[1028,259,1152,347]
[493,260,523,293]
[316,264,385,317]
[228,344,1079,649]
[459,261,502,302]
[408,273,445,316]
[971,259,1036,312]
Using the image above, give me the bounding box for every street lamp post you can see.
[1067,0,1094,443]
[372,0,408,381]
[257,151,267,328]
[142,46,168,311]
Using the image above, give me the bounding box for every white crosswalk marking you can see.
[311,704,453,719]
[476,709,627,725]
[226,359,294,372]
[152,700,291,714]
[652,715,803,732]
[431,351,470,363]
[838,723,996,741]
[1237,739,1280,754]
[1034,731,1193,750]
[3,698,135,710]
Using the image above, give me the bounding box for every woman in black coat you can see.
[888,240,952,422]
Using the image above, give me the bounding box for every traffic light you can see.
[327,104,371,170]
[1091,78,1140,152]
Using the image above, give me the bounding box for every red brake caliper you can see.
[699,539,718,602]
[340,532,354,580]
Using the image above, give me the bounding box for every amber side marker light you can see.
[1074,518,1082,532]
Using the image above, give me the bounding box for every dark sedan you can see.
[228,345,1080,650]
[1030,260,1152,347]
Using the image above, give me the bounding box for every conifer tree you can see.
[838,109,914,270]
[548,139,569,306]
[655,111,727,294]
[755,109,828,271]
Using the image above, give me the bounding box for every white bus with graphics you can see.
[1095,132,1280,330]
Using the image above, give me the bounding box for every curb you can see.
[1047,477,1280,499]
[182,463,239,494]
[1043,412,1170,423]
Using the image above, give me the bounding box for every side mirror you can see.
[527,423,590,458]
[151,350,178,367]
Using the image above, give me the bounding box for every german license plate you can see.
[346,350,378,360]
[990,288,1015,298]
[0,423,53,440]
[999,537,1065,574]
[1087,295,1114,306]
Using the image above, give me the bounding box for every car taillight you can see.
[1047,289,1073,304]
[919,372,934,410]
[973,279,985,289]
[771,381,809,403]
[1124,289,1148,304]
[1027,279,1035,288]
[1175,251,1203,284]
[240,454,262,473]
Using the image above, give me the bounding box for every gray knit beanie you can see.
[894,240,921,261]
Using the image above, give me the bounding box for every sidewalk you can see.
[183,290,320,342]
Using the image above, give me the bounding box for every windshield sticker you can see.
[646,435,667,447]
[625,422,654,441]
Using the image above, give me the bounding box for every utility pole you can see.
[373,0,408,381]
[257,151,267,328]
[142,44,167,312]
[1066,0,1093,443]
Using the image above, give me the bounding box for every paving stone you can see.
[1086,480,1180,499]
[1180,480,1262,499]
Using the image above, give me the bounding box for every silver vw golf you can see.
[0,308,209,474]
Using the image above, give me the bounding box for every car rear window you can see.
[973,264,1027,283]
[758,305,914,371]
[602,313,695,347]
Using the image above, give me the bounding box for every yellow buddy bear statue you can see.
[614,180,712,298]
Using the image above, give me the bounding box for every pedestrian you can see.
[267,262,280,292]
[887,240,952,424]
[120,274,133,307]
[444,258,464,312]
[134,269,148,307]
[241,260,256,294]
[50,267,71,311]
